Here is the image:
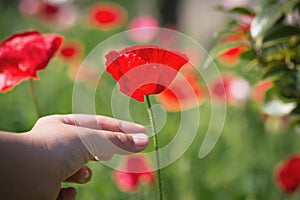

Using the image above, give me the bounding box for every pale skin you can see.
[0,114,149,200]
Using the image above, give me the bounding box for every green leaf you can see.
[258,0,277,9]
[292,104,300,115]
[261,62,285,79]
[240,49,256,60]
[229,7,255,16]
[296,48,300,63]
[244,59,259,72]
[274,70,298,99]
[250,0,300,38]
[214,5,254,15]
[263,25,300,42]
[262,34,300,49]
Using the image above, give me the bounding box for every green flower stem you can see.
[29,79,41,118]
[145,95,163,200]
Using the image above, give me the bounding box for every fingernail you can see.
[131,133,149,147]
[83,169,90,180]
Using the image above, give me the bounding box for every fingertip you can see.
[131,133,149,149]
[105,131,149,154]
[99,154,113,161]
[64,166,92,184]
[80,166,92,182]
[60,187,77,200]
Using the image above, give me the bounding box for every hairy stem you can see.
[145,95,163,200]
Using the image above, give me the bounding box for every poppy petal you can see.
[156,70,203,112]
[112,156,155,193]
[89,3,127,30]
[275,156,300,193]
[105,45,189,102]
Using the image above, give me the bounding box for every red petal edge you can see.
[105,45,189,102]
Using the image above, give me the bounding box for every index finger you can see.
[59,114,147,134]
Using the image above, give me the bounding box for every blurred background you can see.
[0,0,300,199]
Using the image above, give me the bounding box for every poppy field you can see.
[1,0,300,199]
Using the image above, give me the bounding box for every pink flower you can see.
[19,0,77,29]
[128,15,158,42]
[113,156,155,192]
[210,74,249,106]
[18,0,41,16]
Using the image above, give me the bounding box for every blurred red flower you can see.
[0,31,62,92]
[210,75,249,106]
[217,22,250,67]
[251,80,273,103]
[218,45,248,66]
[89,3,127,30]
[105,45,188,102]
[275,155,300,193]
[218,33,248,67]
[41,3,59,17]
[211,75,231,101]
[156,64,203,111]
[113,156,155,192]
[59,40,83,62]
[19,0,77,29]
[39,2,77,29]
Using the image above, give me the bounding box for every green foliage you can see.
[211,0,300,123]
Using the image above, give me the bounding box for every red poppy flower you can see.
[218,31,249,67]
[42,3,59,17]
[105,45,189,102]
[156,65,203,111]
[0,31,63,92]
[39,2,77,29]
[59,40,83,62]
[211,75,231,101]
[19,0,77,29]
[218,45,247,66]
[89,3,127,30]
[275,155,300,193]
[113,156,155,193]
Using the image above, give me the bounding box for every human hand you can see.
[0,114,148,200]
